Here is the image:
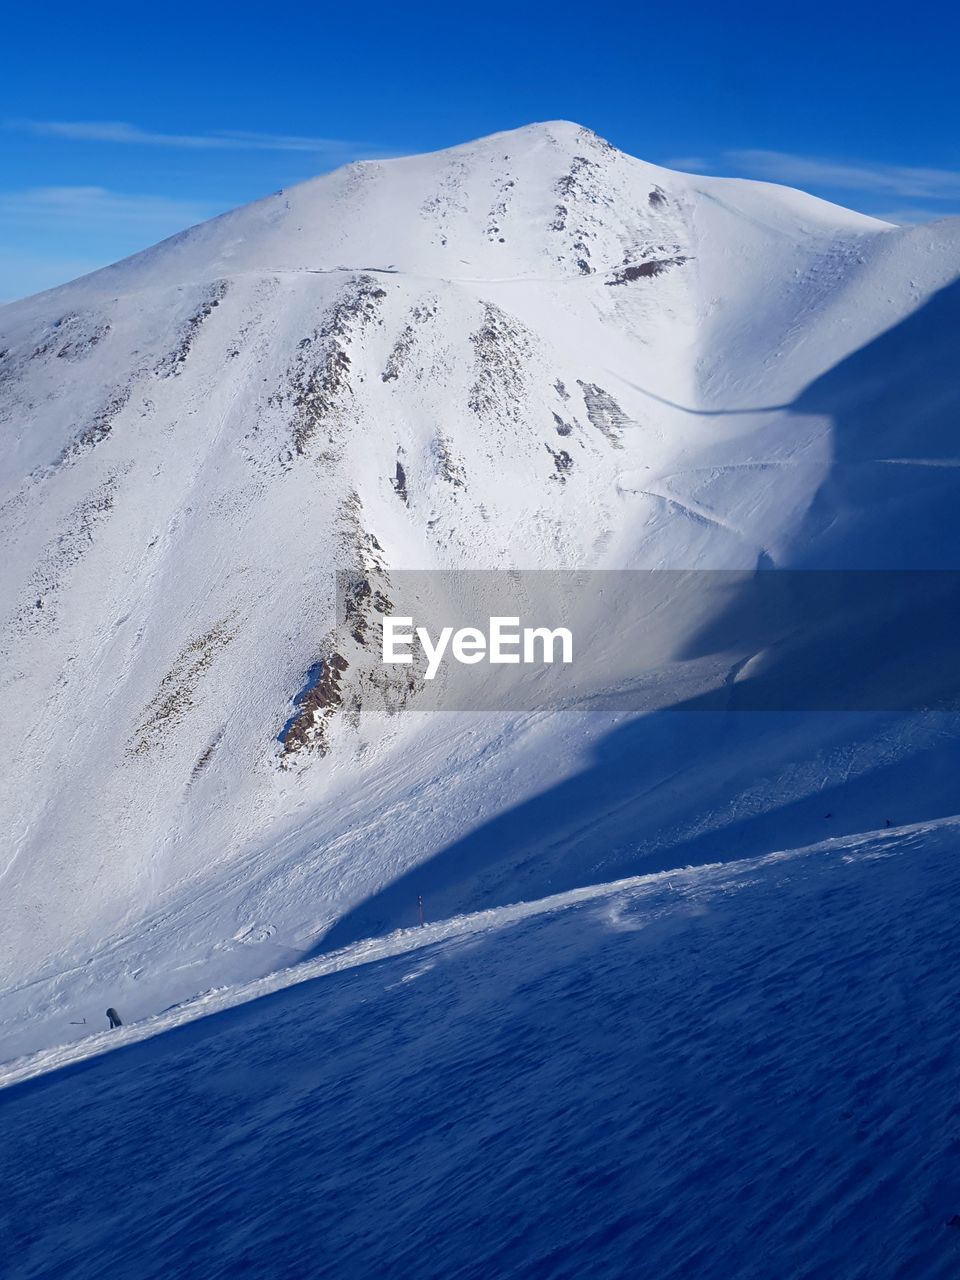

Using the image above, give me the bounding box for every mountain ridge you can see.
[1,120,892,308]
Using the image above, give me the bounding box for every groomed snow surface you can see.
[4,820,960,1278]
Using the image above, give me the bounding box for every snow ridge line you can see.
[2,816,954,1091]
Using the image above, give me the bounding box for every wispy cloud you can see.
[725,151,960,201]
[669,148,960,203]
[0,249,107,305]
[664,155,713,174]
[0,185,221,230]
[8,118,384,156]
[869,207,955,227]
[0,187,224,298]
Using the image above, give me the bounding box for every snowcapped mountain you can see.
[2,121,960,1062]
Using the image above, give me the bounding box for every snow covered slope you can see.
[2,121,960,1060]
[5,819,960,1278]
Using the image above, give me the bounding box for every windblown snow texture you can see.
[5,823,960,1277]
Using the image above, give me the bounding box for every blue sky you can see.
[2,0,958,301]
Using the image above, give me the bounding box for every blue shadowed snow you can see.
[4,824,960,1278]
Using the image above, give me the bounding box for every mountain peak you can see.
[1,103,957,1066]
[4,121,892,309]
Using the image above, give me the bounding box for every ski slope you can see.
[4,818,960,1278]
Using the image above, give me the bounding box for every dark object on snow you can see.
[946,1214,960,1227]
[106,1007,122,1029]
[885,818,892,828]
